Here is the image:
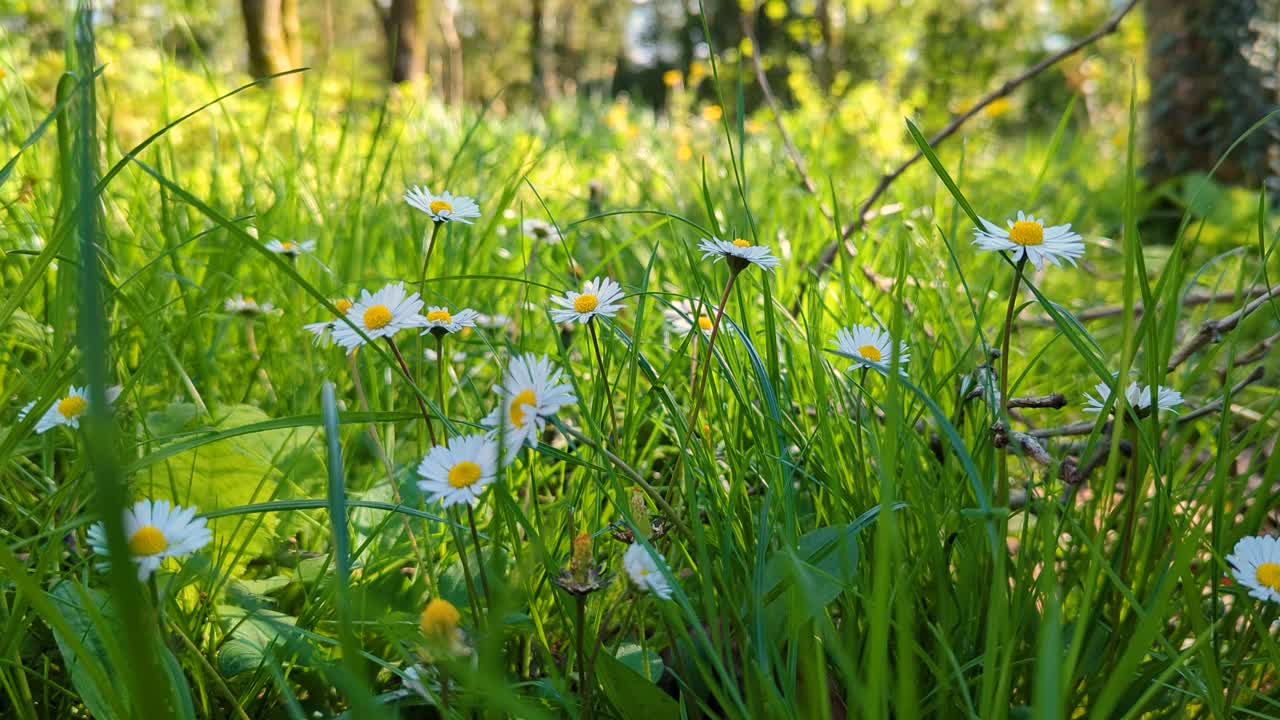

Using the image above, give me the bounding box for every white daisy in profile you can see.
[476,313,512,330]
[832,324,910,376]
[265,239,316,258]
[303,298,354,346]
[698,236,781,272]
[550,276,626,324]
[20,385,123,434]
[87,499,212,581]
[1083,375,1183,414]
[224,295,274,317]
[664,299,716,336]
[331,282,428,351]
[422,306,480,337]
[1227,535,1280,604]
[973,211,1084,270]
[417,434,500,507]
[404,186,481,224]
[623,543,673,599]
[483,353,577,459]
[522,218,563,244]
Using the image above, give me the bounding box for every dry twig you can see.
[1167,286,1280,371]
[792,0,1140,312]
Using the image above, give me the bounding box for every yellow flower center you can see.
[282,242,297,252]
[244,297,255,304]
[447,461,483,489]
[427,309,453,324]
[420,598,461,639]
[573,294,599,314]
[429,200,453,216]
[858,345,882,362]
[128,525,168,556]
[510,388,537,427]
[1258,563,1280,592]
[732,238,751,248]
[335,298,354,314]
[57,395,88,420]
[363,304,393,330]
[1008,220,1045,246]
[697,316,713,332]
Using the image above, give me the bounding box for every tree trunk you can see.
[531,0,547,102]
[382,0,425,84]
[241,0,301,87]
[436,0,464,102]
[1145,0,1279,188]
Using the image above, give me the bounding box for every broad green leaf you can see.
[596,649,679,720]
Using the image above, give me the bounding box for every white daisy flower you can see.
[622,543,673,599]
[87,499,212,581]
[224,295,274,317]
[403,665,430,698]
[483,354,577,459]
[425,348,470,364]
[265,239,316,258]
[549,276,626,324]
[20,385,123,434]
[697,236,781,272]
[476,313,512,331]
[664,299,716,336]
[303,298,354,346]
[1227,535,1280,604]
[422,306,480,336]
[417,434,500,507]
[973,211,1084,270]
[522,218,562,244]
[832,324,910,376]
[404,186,481,224]
[331,282,428,351]
[1083,376,1183,415]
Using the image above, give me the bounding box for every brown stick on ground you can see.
[1021,286,1274,325]
[1167,286,1280,371]
[791,0,1140,314]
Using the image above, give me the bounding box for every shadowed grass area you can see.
[2,7,1280,720]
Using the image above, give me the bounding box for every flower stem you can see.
[576,594,593,720]
[243,317,277,407]
[466,503,493,617]
[420,221,444,288]
[448,506,484,627]
[587,319,619,447]
[350,350,434,592]
[996,256,1027,511]
[854,367,870,491]
[385,336,437,445]
[686,269,739,439]
[435,333,448,425]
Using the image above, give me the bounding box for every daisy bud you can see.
[571,531,593,585]
[420,598,461,643]
[630,487,651,540]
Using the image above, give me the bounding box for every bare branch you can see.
[1021,285,1275,325]
[1008,393,1067,410]
[1167,286,1280,371]
[794,0,1140,312]
[1172,366,1266,424]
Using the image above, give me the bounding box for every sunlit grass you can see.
[3,12,1280,720]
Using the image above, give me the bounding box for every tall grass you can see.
[2,6,1279,719]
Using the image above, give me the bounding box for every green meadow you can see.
[2,4,1280,719]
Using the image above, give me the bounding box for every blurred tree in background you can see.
[3,0,1276,199]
